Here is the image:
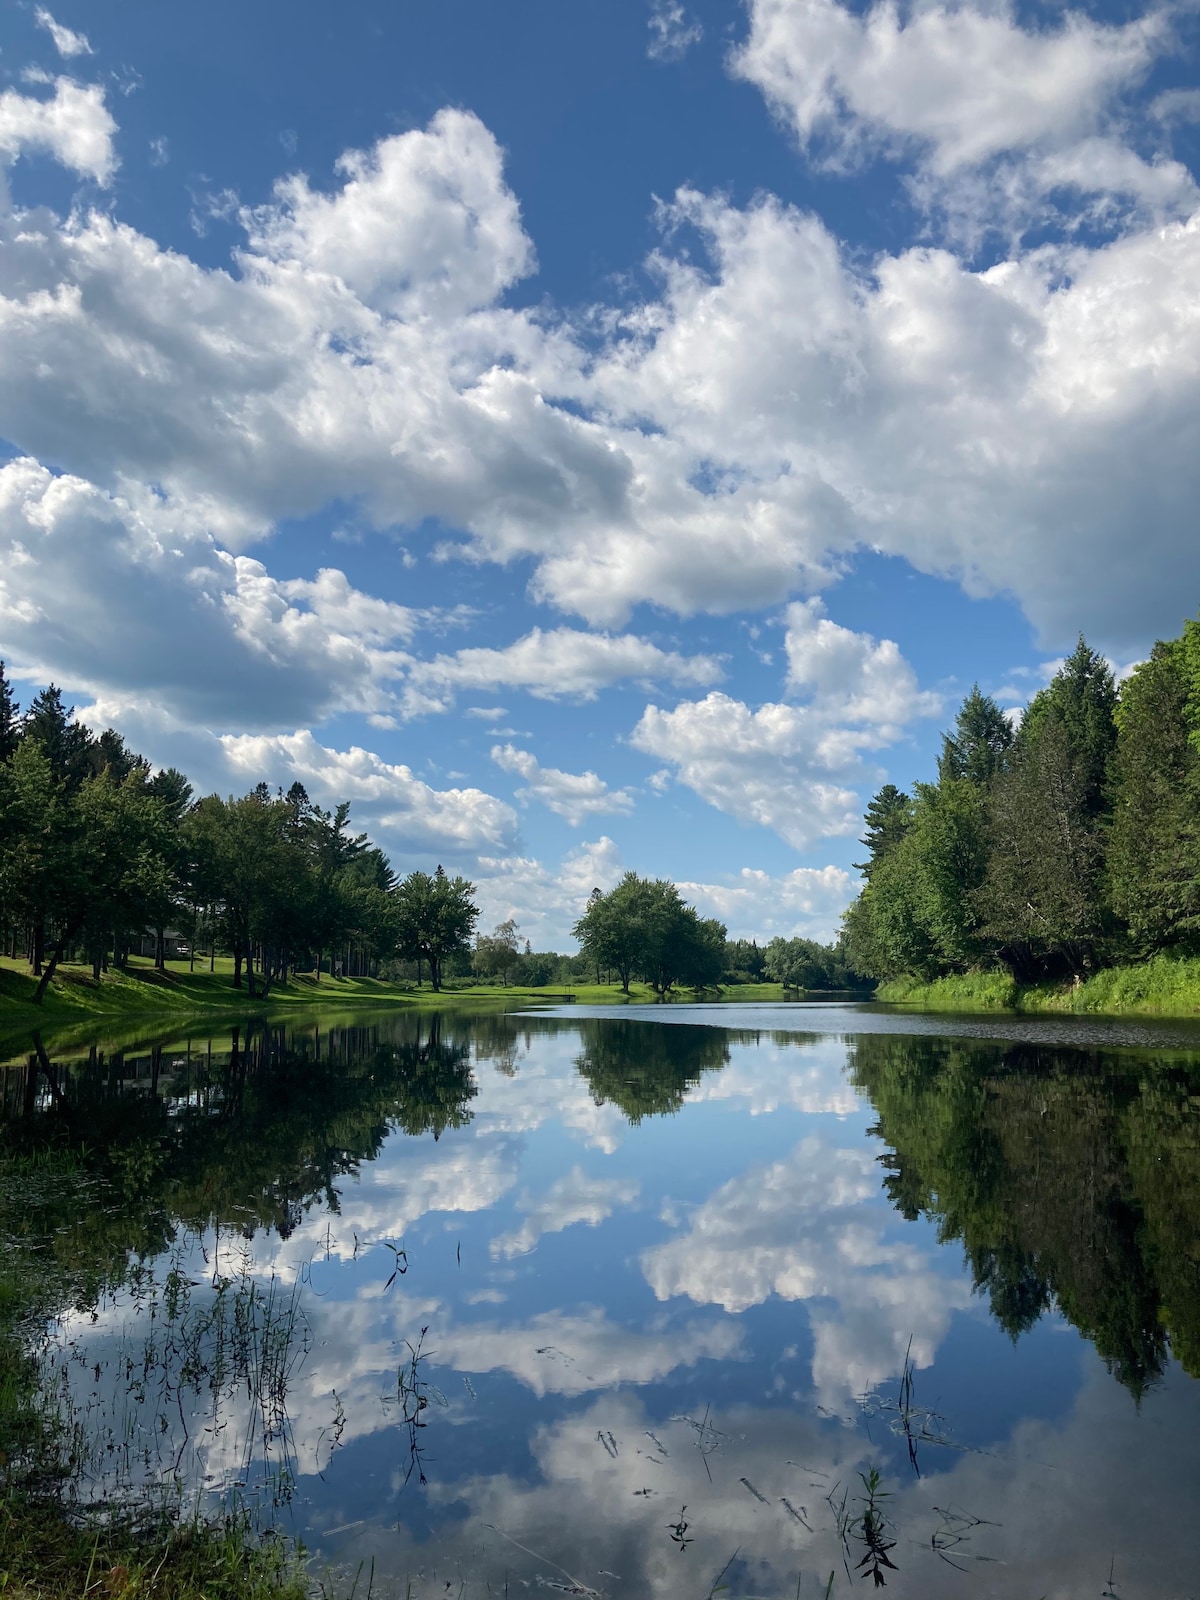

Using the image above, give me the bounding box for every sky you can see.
[0,0,1198,948]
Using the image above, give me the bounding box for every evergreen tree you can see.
[20,685,94,789]
[853,784,912,877]
[938,685,1014,785]
[978,715,1107,978]
[1020,636,1117,816]
[1107,641,1200,954]
[0,662,18,763]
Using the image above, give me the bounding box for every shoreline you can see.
[876,955,1200,1017]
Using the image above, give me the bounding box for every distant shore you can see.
[0,957,799,1043]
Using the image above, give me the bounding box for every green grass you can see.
[875,971,1020,1010]
[0,1494,309,1600]
[0,958,821,1042]
[877,955,1200,1016]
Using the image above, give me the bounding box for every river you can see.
[2,1002,1198,1597]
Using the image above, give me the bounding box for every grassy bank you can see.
[0,1497,308,1600]
[0,958,819,1038]
[877,954,1200,1016]
[0,953,612,1034]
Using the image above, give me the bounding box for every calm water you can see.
[2,1003,1199,1597]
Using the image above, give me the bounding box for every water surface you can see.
[2,1004,1198,1597]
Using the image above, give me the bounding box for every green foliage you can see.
[473,918,522,985]
[761,935,862,990]
[851,1032,1200,1392]
[1107,642,1200,954]
[843,776,989,981]
[0,693,470,1006]
[854,784,912,877]
[843,644,1139,987]
[573,874,726,995]
[392,866,479,991]
[573,1018,730,1120]
[938,683,1014,786]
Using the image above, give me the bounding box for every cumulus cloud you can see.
[0,75,115,181]
[491,744,635,826]
[0,460,417,728]
[219,729,520,854]
[472,834,625,948]
[34,8,93,59]
[1,86,1198,742]
[634,692,861,848]
[490,1166,639,1258]
[436,1306,741,1397]
[681,864,858,941]
[730,0,1191,238]
[408,627,721,709]
[632,605,936,849]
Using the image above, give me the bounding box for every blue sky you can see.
[1,0,1197,945]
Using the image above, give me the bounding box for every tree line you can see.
[0,668,864,1004]
[843,623,1200,985]
[0,670,478,1001]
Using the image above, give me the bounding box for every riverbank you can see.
[0,1496,308,1600]
[0,956,793,1040]
[877,954,1200,1016]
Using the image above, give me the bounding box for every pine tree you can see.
[20,685,95,788]
[938,685,1014,785]
[1021,636,1117,816]
[1107,641,1200,953]
[854,785,913,876]
[0,661,18,762]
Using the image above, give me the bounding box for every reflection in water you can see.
[1,1008,1199,1596]
[573,1017,732,1120]
[851,1033,1200,1392]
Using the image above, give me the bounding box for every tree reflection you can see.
[851,1034,1200,1395]
[0,1014,476,1273]
[573,1018,730,1121]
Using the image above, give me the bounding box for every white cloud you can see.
[784,597,941,745]
[641,1134,972,1405]
[0,460,416,728]
[647,0,703,62]
[729,0,1189,237]
[472,834,625,948]
[34,8,93,59]
[491,743,635,826]
[409,627,721,709]
[243,107,533,320]
[633,692,861,848]
[632,607,935,848]
[490,1166,639,1258]
[0,87,1198,748]
[219,729,520,854]
[436,1306,741,1397]
[681,863,858,941]
[0,75,115,181]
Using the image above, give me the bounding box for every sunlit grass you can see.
[878,955,1200,1017]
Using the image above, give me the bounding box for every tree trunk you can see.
[33,939,68,1005]
[155,926,166,974]
[429,952,442,992]
[233,945,243,989]
[32,918,44,977]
